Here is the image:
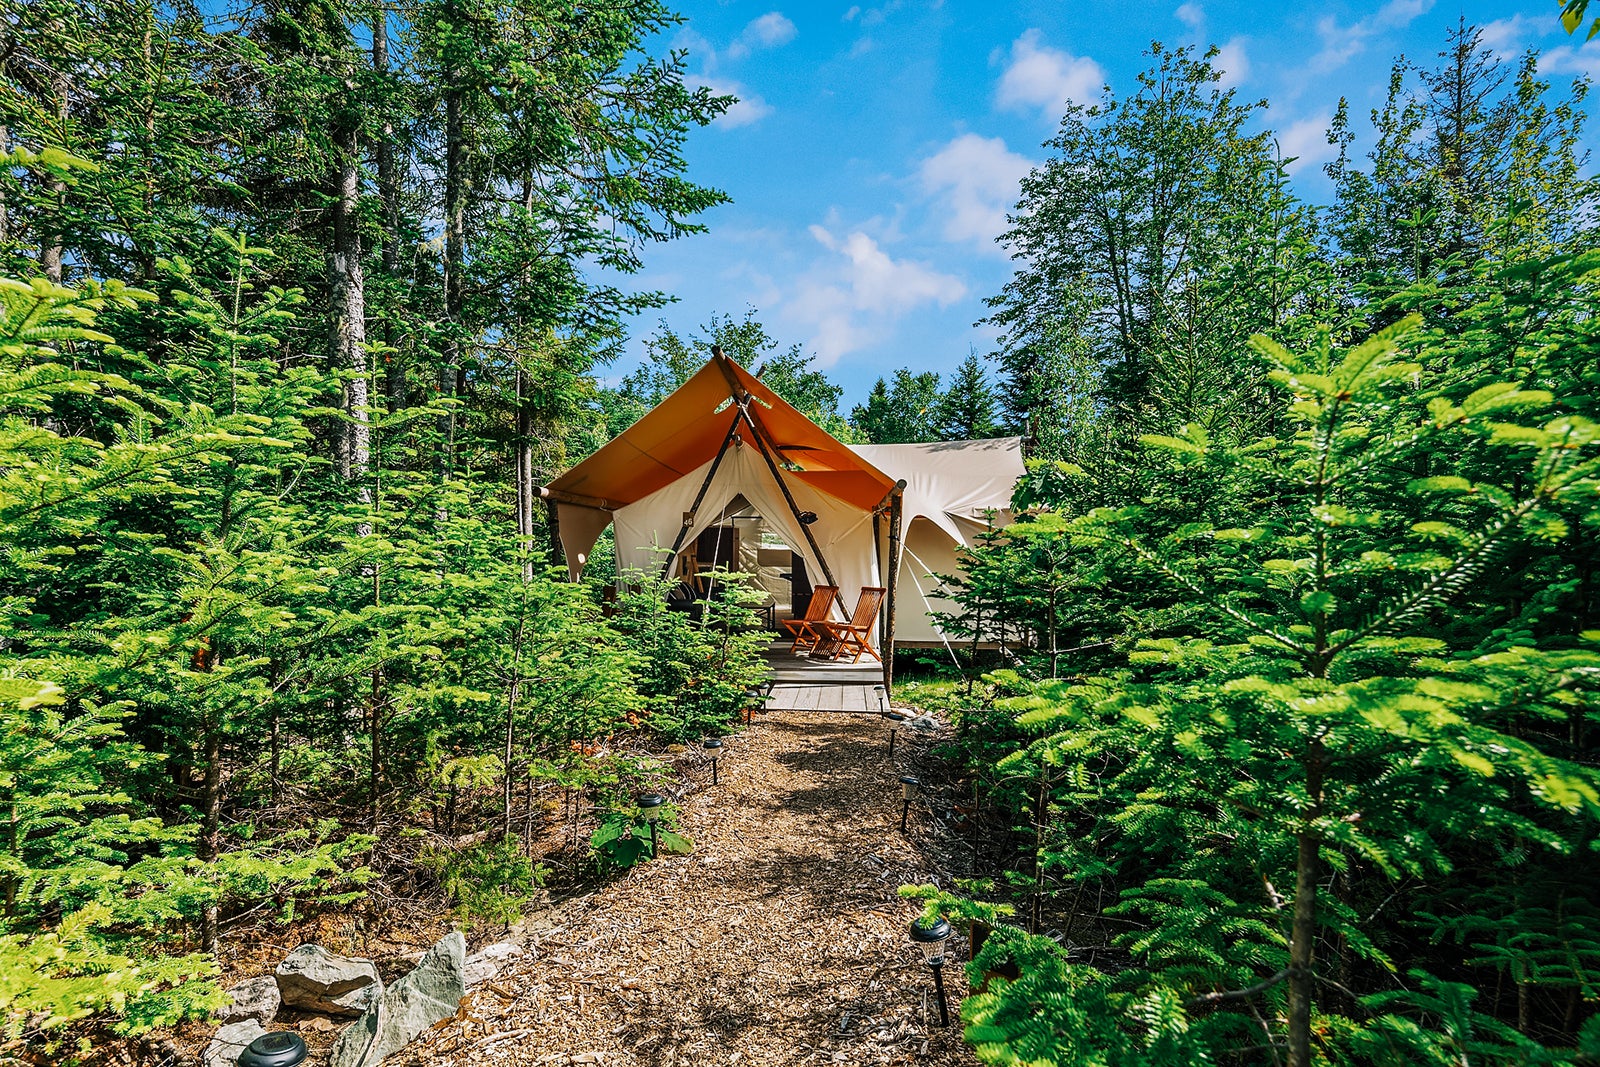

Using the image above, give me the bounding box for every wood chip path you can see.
[398,710,976,1067]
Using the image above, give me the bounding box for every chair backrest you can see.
[848,586,886,628]
[806,585,840,621]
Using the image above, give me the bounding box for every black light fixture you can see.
[703,737,724,786]
[637,793,665,858]
[873,684,887,716]
[884,710,908,756]
[237,1032,308,1067]
[798,511,819,525]
[899,774,920,833]
[909,917,953,1027]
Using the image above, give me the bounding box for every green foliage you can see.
[418,835,547,928]
[609,568,770,743]
[852,369,946,444]
[590,805,692,873]
[934,246,1600,1065]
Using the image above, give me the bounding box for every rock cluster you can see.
[204,932,515,1066]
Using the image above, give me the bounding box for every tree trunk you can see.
[199,723,222,955]
[503,676,520,836]
[515,370,538,578]
[439,78,465,474]
[329,117,369,495]
[372,10,406,412]
[369,668,383,831]
[1286,739,1323,1067]
[41,63,68,283]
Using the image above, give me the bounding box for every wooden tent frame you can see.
[710,349,903,695]
[542,347,910,697]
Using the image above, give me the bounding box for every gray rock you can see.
[275,944,382,1016]
[219,975,280,1026]
[330,932,466,1067]
[463,942,524,988]
[202,1020,265,1067]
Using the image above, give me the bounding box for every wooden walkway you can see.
[761,639,884,714]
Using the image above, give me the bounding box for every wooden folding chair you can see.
[780,585,840,654]
[812,586,886,663]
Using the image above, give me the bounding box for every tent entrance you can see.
[675,496,816,628]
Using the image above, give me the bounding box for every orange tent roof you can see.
[546,352,897,512]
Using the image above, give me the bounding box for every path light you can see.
[899,775,920,833]
[744,685,769,726]
[238,1032,308,1067]
[873,684,887,715]
[909,917,953,1028]
[703,737,724,787]
[884,711,908,756]
[638,793,665,858]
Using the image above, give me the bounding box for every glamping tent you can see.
[542,349,1025,689]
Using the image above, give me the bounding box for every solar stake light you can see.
[899,775,920,833]
[237,1032,308,1067]
[744,684,770,725]
[703,737,724,786]
[909,917,953,1028]
[884,711,908,756]
[638,793,665,858]
[873,684,887,715]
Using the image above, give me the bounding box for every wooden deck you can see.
[761,639,884,713]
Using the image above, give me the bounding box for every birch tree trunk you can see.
[329,113,368,494]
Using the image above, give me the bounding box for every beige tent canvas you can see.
[542,349,1025,684]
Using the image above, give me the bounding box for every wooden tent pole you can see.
[872,508,883,647]
[739,402,837,590]
[538,486,623,512]
[710,350,839,591]
[883,486,903,697]
[659,417,742,580]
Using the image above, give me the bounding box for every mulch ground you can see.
[395,710,978,1067]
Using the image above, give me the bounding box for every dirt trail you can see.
[400,711,976,1067]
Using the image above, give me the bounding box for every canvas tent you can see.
[542,350,1025,689]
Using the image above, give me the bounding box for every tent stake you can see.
[659,418,742,580]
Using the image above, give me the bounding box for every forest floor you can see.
[394,709,977,1067]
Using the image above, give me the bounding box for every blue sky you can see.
[612,0,1599,406]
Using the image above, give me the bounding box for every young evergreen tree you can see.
[939,351,1000,440]
[851,368,944,443]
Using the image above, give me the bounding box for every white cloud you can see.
[918,134,1033,251]
[1276,113,1335,174]
[855,0,903,28]
[693,75,774,128]
[1176,2,1205,29]
[1213,37,1250,87]
[1311,0,1434,71]
[995,29,1105,119]
[1540,39,1600,77]
[787,227,966,364]
[727,12,798,58]
[1477,14,1536,53]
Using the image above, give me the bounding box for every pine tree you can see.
[939,352,1000,441]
